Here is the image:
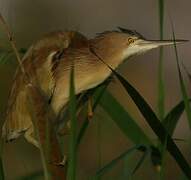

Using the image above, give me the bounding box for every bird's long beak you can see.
[139,39,189,48]
[124,38,189,58]
[148,39,188,46]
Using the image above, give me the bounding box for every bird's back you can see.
[2,31,88,142]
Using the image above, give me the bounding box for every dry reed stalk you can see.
[0,12,66,179]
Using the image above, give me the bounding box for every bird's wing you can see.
[2,30,88,142]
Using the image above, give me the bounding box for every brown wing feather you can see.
[2,31,88,143]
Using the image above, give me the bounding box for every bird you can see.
[2,27,187,148]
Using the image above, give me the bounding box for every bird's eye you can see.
[128,38,135,44]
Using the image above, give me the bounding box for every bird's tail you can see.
[2,113,32,142]
[2,91,33,142]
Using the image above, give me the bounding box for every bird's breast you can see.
[51,64,111,114]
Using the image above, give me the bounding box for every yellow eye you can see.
[128,38,135,44]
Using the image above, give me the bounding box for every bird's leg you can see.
[25,125,68,167]
[24,127,40,148]
[87,96,93,120]
[58,102,85,136]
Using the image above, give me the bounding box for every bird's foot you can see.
[55,155,68,167]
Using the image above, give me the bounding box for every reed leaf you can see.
[171,23,191,129]
[76,82,109,147]
[109,68,191,178]
[163,100,185,135]
[93,145,146,179]
[100,90,152,145]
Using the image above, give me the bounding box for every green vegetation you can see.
[0,1,191,179]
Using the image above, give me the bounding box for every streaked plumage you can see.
[2,31,90,145]
[2,28,187,147]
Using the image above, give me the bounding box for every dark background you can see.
[0,0,190,179]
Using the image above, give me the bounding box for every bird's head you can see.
[91,27,188,67]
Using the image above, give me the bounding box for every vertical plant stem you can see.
[96,117,102,180]
[0,140,4,180]
[158,0,165,121]
[0,13,26,76]
[67,65,77,180]
[157,2,167,179]
[28,86,67,180]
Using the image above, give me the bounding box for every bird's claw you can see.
[55,155,68,167]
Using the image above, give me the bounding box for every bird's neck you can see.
[89,39,125,69]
